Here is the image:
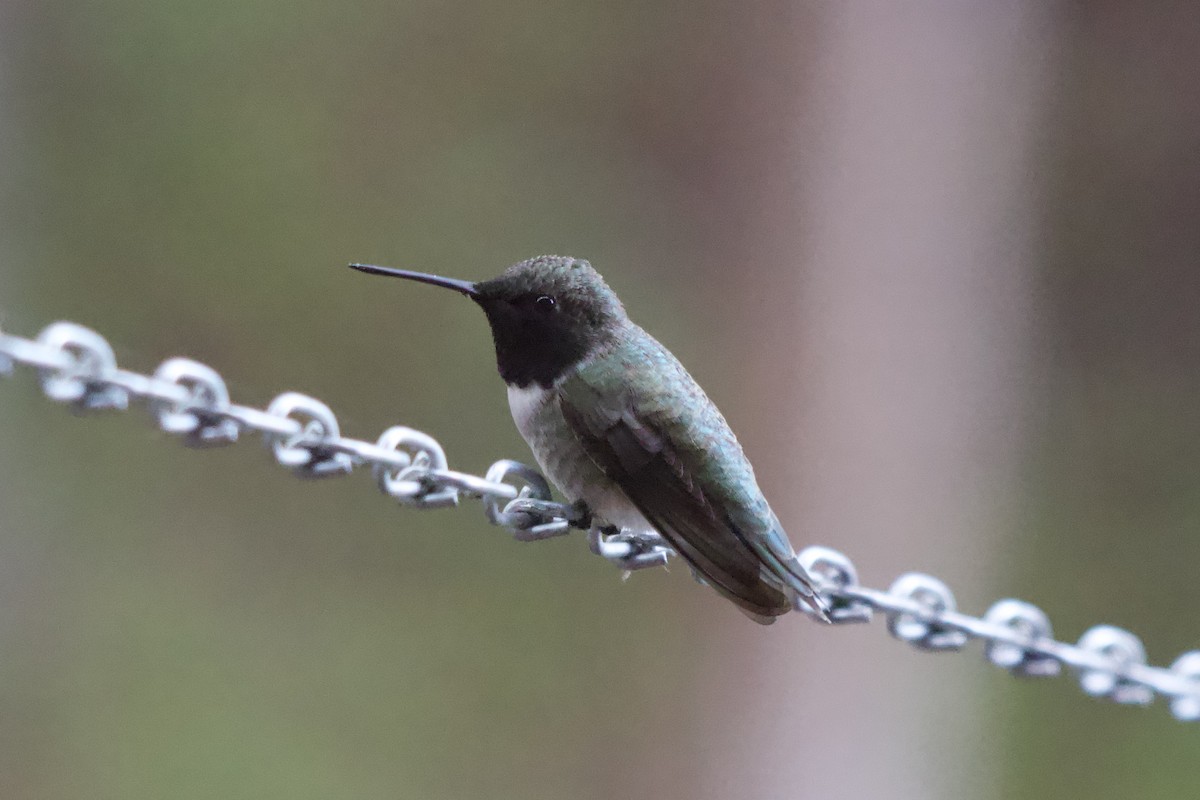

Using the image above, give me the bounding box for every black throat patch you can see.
[477,299,598,389]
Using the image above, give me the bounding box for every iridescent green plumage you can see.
[555,323,821,621]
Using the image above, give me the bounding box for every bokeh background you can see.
[1,2,1198,798]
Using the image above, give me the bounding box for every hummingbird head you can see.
[350,255,628,388]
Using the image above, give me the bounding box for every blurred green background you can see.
[1,2,1198,799]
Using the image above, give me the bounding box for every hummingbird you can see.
[350,256,828,624]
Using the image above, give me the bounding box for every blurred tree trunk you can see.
[1002,6,1200,797]
[696,5,1056,798]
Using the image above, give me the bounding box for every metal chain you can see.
[2,320,1198,722]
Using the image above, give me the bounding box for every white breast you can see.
[505,381,654,535]
[506,383,552,439]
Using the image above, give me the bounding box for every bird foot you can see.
[502,497,572,541]
[566,499,594,530]
[588,525,672,571]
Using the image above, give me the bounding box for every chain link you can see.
[1,320,1198,721]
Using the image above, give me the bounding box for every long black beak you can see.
[349,263,480,298]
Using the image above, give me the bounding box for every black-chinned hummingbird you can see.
[350,255,827,624]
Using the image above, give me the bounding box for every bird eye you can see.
[535,295,556,310]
